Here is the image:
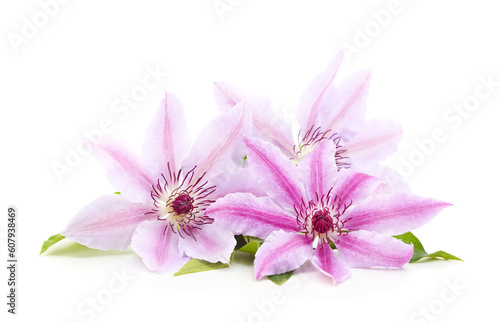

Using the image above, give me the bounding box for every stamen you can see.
[146,163,216,240]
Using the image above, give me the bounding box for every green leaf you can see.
[237,241,261,255]
[235,235,248,250]
[174,259,228,276]
[268,271,294,285]
[426,251,463,262]
[393,232,462,263]
[40,233,65,255]
[114,191,121,194]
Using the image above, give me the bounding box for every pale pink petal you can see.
[213,81,268,112]
[297,140,338,199]
[335,230,413,268]
[343,194,452,235]
[331,169,381,205]
[62,194,150,250]
[131,220,190,274]
[183,102,250,181]
[210,166,267,199]
[85,139,154,203]
[214,81,296,158]
[297,51,344,132]
[142,92,192,178]
[319,69,372,137]
[254,230,313,280]
[245,137,306,209]
[177,223,236,264]
[343,118,402,166]
[206,193,297,239]
[311,240,351,283]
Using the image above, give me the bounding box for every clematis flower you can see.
[207,137,451,282]
[62,92,252,273]
[213,51,403,183]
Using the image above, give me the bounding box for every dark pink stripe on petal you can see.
[344,194,452,235]
[62,194,150,251]
[254,230,313,280]
[336,230,413,269]
[206,193,297,239]
[245,137,306,209]
[311,240,351,283]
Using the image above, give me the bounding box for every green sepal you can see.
[174,259,229,276]
[40,233,65,255]
[393,232,462,263]
[237,241,261,255]
[268,271,294,285]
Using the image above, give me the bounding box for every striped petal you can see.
[343,193,452,235]
[254,230,313,280]
[183,102,250,181]
[142,92,192,178]
[131,220,190,274]
[245,136,306,209]
[177,223,236,264]
[85,139,154,203]
[62,194,150,250]
[206,193,297,239]
[214,81,296,158]
[331,169,381,206]
[297,51,344,132]
[297,140,338,199]
[319,69,371,137]
[336,230,413,268]
[311,240,351,283]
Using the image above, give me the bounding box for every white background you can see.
[1,1,499,321]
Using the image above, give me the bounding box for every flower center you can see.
[311,209,334,234]
[295,188,353,242]
[171,192,194,215]
[293,125,350,169]
[146,164,216,240]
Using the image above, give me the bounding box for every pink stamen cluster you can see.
[293,125,350,169]
[295,188,353,241]
[146,164,216,240]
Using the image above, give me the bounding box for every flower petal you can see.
[331,169,381,205]
[319,69,372,137]
[131,220,190,274]
[343,118,402,166]
[62,194,150,250]
[296,51,344,132]
[214,81,296,158]
[297,140,338,199]
[245,136,306,209]
[183,102,250,181]
[177,223,236,264]
[142,92,192,178]
[335,230,413,268]
[85,139,154,203]
[343,193,452,235]
[311,240,351,283]
[210,166,267,199]
[206,193,297,239]
[254,230,313,280]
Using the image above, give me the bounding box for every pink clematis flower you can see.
[213,51,403,182]
[207,137,451,282]
[62,92,252,273]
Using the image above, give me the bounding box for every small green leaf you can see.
[237,241,261,255]
[268,271,294,285]
[40,233,65,255]
[426,250,463,262]
[174,259,228,276]
[114,191,121,195]
[235,235,248,250]
[393,232,462,263]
